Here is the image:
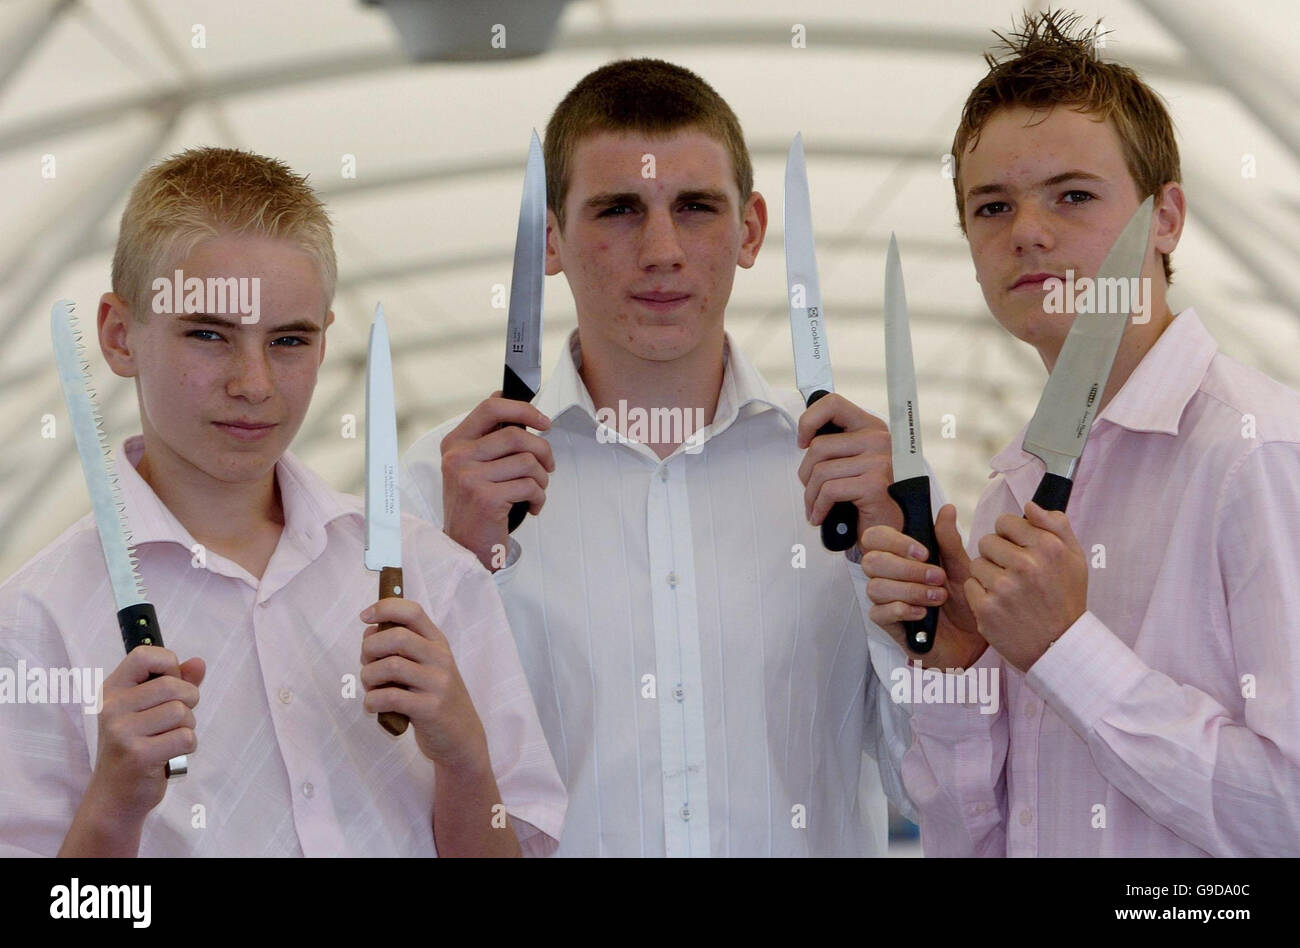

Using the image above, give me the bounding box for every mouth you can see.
[1010,272,1065,292]
[630,290,691,313]
[213,420,277,442]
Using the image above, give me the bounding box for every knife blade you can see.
[365,302,408,736]
[1022,196,1154,511]
[51,299,186,778]
[784,133,858,552]
[884,235,940,653]
[502,129,546,533]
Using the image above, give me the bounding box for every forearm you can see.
[431,751,521,858]
[59,788,146,858]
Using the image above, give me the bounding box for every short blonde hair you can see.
[111,147,337,319]
[953,10,1181,284]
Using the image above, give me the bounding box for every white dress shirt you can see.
[901,309,1300,856]
[0,436,566,857]
[403,331,921,856]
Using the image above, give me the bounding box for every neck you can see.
[577,327,725,460]
[134,437,284,551]
[1039,301,1177,415]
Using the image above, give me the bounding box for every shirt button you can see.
[679,805,691,821]
[1019,807,1033,826]
[302,782,315,799]
[278,688,293,705]
[667,572,678,589]
[659,467,670,482]
[1024,701,1038,718]
[672,685,685,702]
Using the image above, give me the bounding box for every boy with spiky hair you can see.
[0,147,565,857]
[403,59,923,857]
[862,11,1300,855]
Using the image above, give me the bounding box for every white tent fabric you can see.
[2,0,1298,581]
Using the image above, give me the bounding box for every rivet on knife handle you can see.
[501,364,533,534]
[886,476,940,654]
[118,603,188,776]
[806,389,859,552]
[376,566,410,736]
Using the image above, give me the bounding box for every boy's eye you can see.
[1062,190,1095,204]
[271,336,308,347]
[187,329,223,342]
[681,202,716,213]
[598,204,634,217]
[974,201,1010,218]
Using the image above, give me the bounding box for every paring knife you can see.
[884,235,940,654]
[785,133,858,552]
[50,300,187,778]
[364,302,408,737]
[1022,196,1154,511]
[502,129,546,533]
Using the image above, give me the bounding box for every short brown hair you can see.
[112,147,337,319]
[544,58,753,229]
[952,10,1180,284]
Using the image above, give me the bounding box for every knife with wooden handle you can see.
[51,300,187,777]
[364,302,408,736]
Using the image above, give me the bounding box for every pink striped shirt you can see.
[900,308,1300,856]
[0,436,565,856]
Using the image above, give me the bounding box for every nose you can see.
[226,343,274,402]
[637,206,686,271]
[1008,199,1056,256]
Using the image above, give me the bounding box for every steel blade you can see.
[505,129,545,398]
[784,133,835,402]
[884,234,927,482]
[1022,196,1155,478]
[365,302,402,571]
[50,300,147,612]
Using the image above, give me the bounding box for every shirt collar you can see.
[990,308,1217,473]
[117,434,357,558]
[533,329,796,436]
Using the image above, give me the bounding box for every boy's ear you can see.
[319,310,334,364]
[736,190,768,269]
[98,292,139,379]
[545,209,564,276]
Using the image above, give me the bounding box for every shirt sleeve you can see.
[1026,442,1300,857]
[425,550,567,856]
[0,588,95,858]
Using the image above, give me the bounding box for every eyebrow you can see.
[965,170,1107,202]
[582,189,732,210]
[176,313,321,333]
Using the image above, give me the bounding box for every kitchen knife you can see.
[502,129,546,533]
[364,302,409,736]
[884,235,939,653]
[50,300,187,778]
[1022,196,1154,511]
[785,133,858,552]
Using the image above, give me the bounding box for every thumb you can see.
[180,657,206,689]
[934,505,971,580]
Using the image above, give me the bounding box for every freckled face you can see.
[126,234,331,485]
[961,105,1147,353]
[546,129,762,363]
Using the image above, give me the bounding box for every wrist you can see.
[61,783,147,857]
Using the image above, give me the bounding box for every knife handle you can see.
[1031,473,1073,513]
[887,476,941,654]
[502,365,535,534]
[806,390,860,552]
[376,566,411,736]
[116,603,187,778]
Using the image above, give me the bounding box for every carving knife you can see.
[784,133,858,552]
[502,129,546,533]
[1022,196,1154,511]
[50,300,187,778]
[364,302,409,736]
[884,235,940,653]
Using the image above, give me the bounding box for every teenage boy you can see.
[0,147,565,857]
[403,59,925,857]
[862,11,1300,856]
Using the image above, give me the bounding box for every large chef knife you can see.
[785,133,858,552]
[50,300,187,778]
[364,302,409,737]
[884,235,940,654]
[502,129,546,533]
[1022,196,1154,511]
